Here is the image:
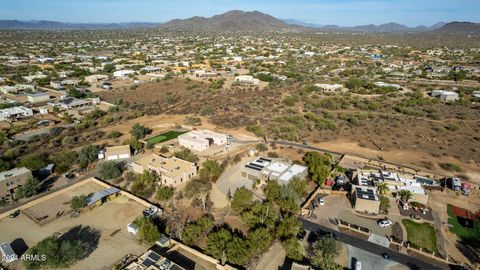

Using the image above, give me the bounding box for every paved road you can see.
[300,218,449,270]
[348,245,403,270]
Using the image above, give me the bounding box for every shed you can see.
[0,242,17,263]
[85,187,120,206]
[127,223,139,234]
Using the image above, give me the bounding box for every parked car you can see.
[354,260,362,270]
[143,205,159,218]
[296,228,306,240]
[319,198,325,206]
[312,201,319,209]
[378,219,393,228]
[9,210,20,218]
[382,253,390,260]
[63,173,76,179]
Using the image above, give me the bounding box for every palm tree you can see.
[377,182,389,196]
[398,190,413,203]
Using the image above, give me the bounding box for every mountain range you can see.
[0,20,160,30]
[1,10,479,34]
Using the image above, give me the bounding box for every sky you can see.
[0,0,479,26]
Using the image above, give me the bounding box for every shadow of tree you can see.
[456,241,480,264]
[10,238,29,257]
[59,225,101,257]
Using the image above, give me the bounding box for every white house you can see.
[235,75,260,85]
[314,83,344,92]
[104,145,132,161]
[0,84,35,94]
[59,97,94,110]
[374,81,402,90]
[178,130,227,152]
[85,74,108,83]
[194,70,217,78]
[113,70,135,78]
[0,106,33,122]
[27,92,50,103]
[431,90,459,102]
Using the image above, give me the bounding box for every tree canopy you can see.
[134,216,160,245]
[231,187,254,212]
[15,177,40,199]
[98,161,123,180]
[303,151,331,185]
[199,160,223,182]
[130,124,148,140]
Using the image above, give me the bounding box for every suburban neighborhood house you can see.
[356,169,429,205]
[59,97,95,110]
[104,145,132,161]
[431,89,460,102]
[314,83,344,92]
[0,167,32,200]
[351,186,381,214]
[132,153,198,187]
[0,106,33,122]
[234,75,260,85]
[178,129,227,152]
[27,92,50,103]
[241,157,308,184]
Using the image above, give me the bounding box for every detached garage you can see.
[105,145,132,161]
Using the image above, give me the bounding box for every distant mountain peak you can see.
[160,10,294,32]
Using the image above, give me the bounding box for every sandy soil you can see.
[427,190,480,266]
[0,195,147,270]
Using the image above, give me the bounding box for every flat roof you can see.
[355,186,379,201]
[105,145,131,156]
[0,242,16,258]
[0,167,31,181]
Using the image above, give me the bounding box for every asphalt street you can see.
[300,218,449,270]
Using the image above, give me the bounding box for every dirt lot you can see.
[0,190,147,270]
[95,78,480,184]
[427,189,480,266]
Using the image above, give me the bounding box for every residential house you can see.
[374,81,402,90]
[59,97,94,110]
[132,153,198,187]
[113,69,135,78]
[125,250,185,270]
[235,75,260,85]
[85,74,108,83]
[104,145,132,161]
[314,83,344,92]
[351,186,380,214]
[431,90,459,102]
[241,157,308,184]
[27,92,50,103]
[0,84,35,94]
[178,129,227,152]
[0,106,33,122]
[356,169,429,205]
[0,167,32,200]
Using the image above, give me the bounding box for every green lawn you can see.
[402,219,437,253]
[146,131,187,145]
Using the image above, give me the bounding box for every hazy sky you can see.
[1,0,479,26]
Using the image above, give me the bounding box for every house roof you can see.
[0,167,31,182]
[105,145,131,156]
[85,187,120,206]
